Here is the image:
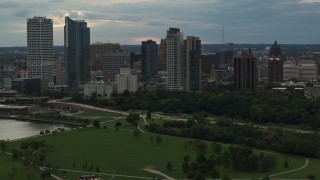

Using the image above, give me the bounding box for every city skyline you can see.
[0,0,320,46]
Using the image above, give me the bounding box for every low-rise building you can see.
[11,78,41,95]
[283,60,317,81]
[115,68,138,93]
[83,81,114,97]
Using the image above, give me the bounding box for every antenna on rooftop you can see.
[222,25,225,44]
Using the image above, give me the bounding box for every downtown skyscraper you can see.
[234,51,257,90]
[185,36,201,92]
[166,28,184,91]
[27,16,54,91]
[64,16,90,90]
[141,40,158,81]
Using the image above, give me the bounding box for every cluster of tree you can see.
[13,111,90,126]
[147,120,320,159]
[40,128,65,136]
[226,146,276,172]
[0,139,8,151]
[181,141,277,179]
[11,140,48,167]
[148,135,164,145]
[71,90,320,129]
[92,119,101,128]
[126,113,140,127]
[76,160,101,173]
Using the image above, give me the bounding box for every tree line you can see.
[181,141,277,179]
[71,89,320,129]
[146,119,320,159]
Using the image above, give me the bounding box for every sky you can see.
[0,0,319,46]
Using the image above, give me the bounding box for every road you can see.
[48,99,129,116]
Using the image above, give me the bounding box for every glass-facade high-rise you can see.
[141,40,158,81]
[185,36,201,92]
[234,52,257,90]
[64,16,90,90]
[27,16,54,91]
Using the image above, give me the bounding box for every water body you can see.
[0,119,69,141]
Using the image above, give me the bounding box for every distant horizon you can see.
[0,0,319,46]
[1,43,320,48]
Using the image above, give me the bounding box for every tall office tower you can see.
[185,36,201,92]
[158,39,167,72]
[215,50,233,81]
[269,40,282,57]
[64,16,90,90]
[0,63,3,87]
[166,28,184,91]
[141,40,158,81]
[234,51,257,90]
[314,52,320,81]
[91,42,121,71]
[27,16,54,91]
[102,50,130,83]
[268,41,283,82]
[268,58,283,83]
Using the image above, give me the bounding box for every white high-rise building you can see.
[27,17,54,91]
[166,28,184,91]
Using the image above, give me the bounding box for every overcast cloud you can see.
[0,0,319,46]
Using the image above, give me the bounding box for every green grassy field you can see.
[0,152,46,180]
[2,109,319,180]
[276,158,320,179]
[7,126,319,180]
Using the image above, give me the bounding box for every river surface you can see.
[0,119,69,141]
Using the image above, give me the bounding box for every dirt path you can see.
[269,158,309,177]
[143,168,176,180]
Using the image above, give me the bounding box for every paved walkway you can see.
[1,151,63,180]
[57,168,153,179]
[48,100,129,115]
[143,168,176,180]
[269,158,309,177]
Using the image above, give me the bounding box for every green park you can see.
[1,108,320,180]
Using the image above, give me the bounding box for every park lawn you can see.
[7,127,314,179]
[275,158,320,179]
[0,152,47,180]
[101,117,136,130]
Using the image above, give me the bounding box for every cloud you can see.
[299,0,320,3]
[129,37,161,44]
[0,0,319,46]
[15,9,31,17]
[0,2,19,9]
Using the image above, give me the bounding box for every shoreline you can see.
[0,115,81,127]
